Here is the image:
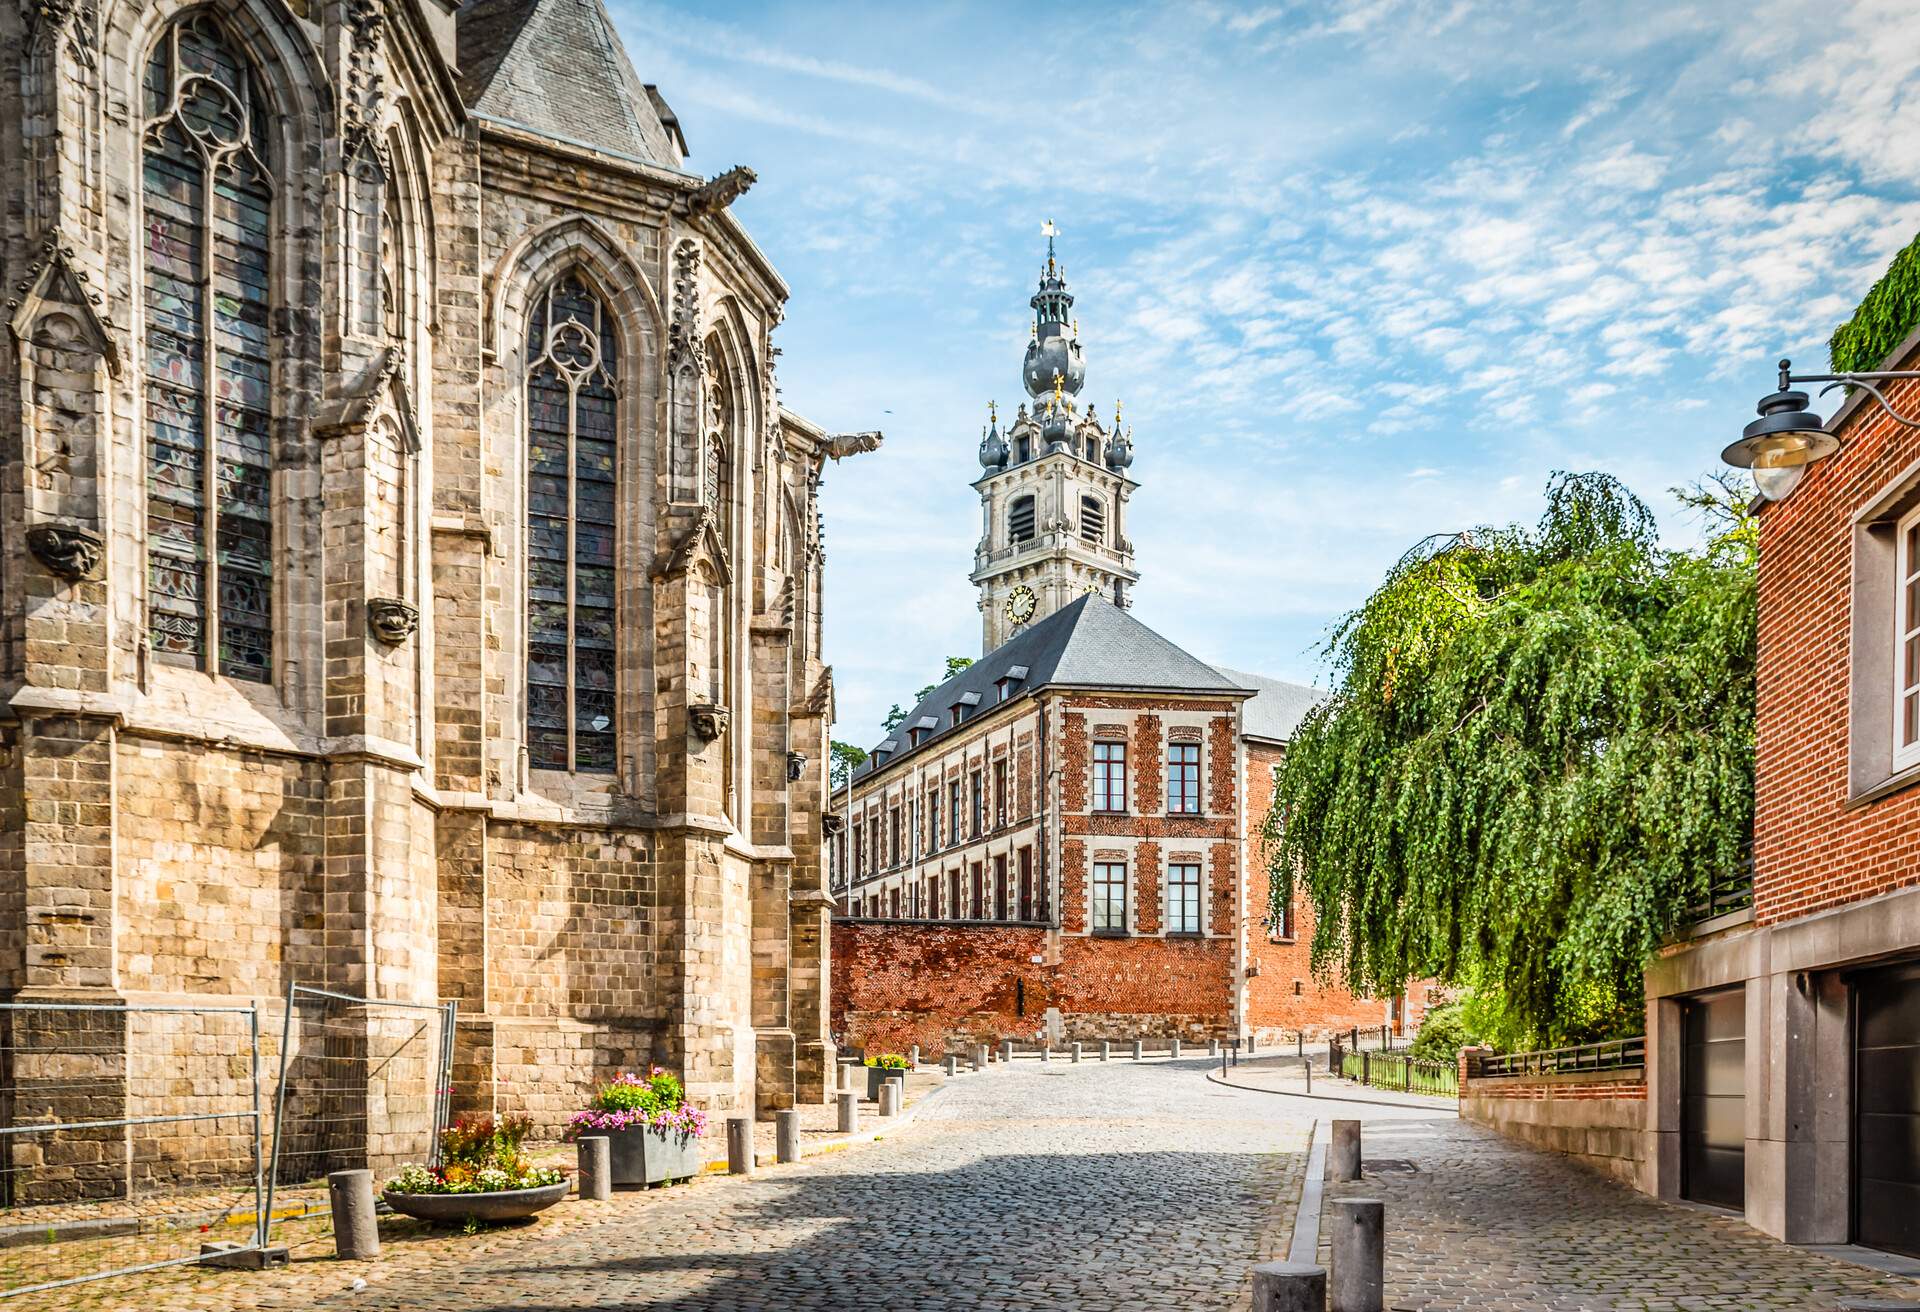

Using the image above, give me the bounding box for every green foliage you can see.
[1407,1001,1474,1063]
[1831,228,1920,375]
[830,741,868,791]
[440,1112,534,1170]
[863,1053,909,1069]
[1266,472,1757,1049]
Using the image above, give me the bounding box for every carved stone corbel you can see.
[786,751,808,782]
[25,522,102,580]
[367,596,418,645]
[688,702,730,743]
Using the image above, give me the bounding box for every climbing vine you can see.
[1831,228,1920,375]
[1265,472,1756,1048]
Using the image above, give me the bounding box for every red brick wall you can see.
[1753,355,1920,925]
[1240,741,1407,1037]
[831,919,1236,1054]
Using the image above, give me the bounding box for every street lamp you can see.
[1726,357,1920,500]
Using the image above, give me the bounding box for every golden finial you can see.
[1072,317,1080,339]
[988,400,998,423]
[1115,400,1124,426]
[1051,372,1064,414]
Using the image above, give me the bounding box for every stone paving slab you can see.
[1319,1116,1920,1311]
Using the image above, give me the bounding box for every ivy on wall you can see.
[1831,228,1920,374]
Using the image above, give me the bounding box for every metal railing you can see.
[1470,1035,1646,1080]
[1338,1048,1459,1098]
[1684,856,1755,924]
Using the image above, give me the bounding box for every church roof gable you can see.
[456,0,682,168]
[1213,667,1327,745]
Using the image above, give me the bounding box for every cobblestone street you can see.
[1321,1114,1920,1311]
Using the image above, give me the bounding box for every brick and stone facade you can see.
[0,0,863,1197]
[1641,324,1920,1252]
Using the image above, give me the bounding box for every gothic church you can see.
[0,0,871,1132]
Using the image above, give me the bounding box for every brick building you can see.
[828,243,1399,1054]
[1643,313,1920,1254]
[0,0,874,1175]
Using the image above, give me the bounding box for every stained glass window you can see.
[526,274,618,773]
[142,14,274,681]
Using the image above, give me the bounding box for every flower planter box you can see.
[604,1125,704,1187]
[866,1066,906,1102]
[382,1179,569,1224]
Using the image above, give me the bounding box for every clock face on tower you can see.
[1005,585,1037,626]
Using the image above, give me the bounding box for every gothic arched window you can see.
[525,274,617,773]
[141,14,275,681]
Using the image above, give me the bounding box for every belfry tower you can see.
[971,227,1140,653]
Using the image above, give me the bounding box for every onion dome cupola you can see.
[978,402,1008,470]
[1022,221,1087,401]
[1105,401,1134,470]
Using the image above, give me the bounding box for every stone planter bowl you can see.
[382,1179,570,1224]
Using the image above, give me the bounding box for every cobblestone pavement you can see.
[1321,1116,1920,1311]
[20,1058,1308,1312]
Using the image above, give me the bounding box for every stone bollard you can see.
[909,1044,920,1070]
[1252,1261,1327,1312]
[1249,1032,1258,1053]
[1170,1037,1182,1059]
[576,1135,612,1201]
[1209,1038,1220,1057]
[838,1062,854,1093]
[1041,1045,1051,1063]
[1330,1119,1363,1182]
[974,1043,989,1071]
[727,1116,754,1174]
[1100,1040,1111,1061]
[944,1054,959,1076]
[1133,1038,1144,1061]
[776,1108,801,1164]
[328,1169,379,1260]
[1329,1198,1384,1312]
[837,1090,859,1134]
[1071,1042,1082,1063]
[1001,1039,1014,1064]
[879,1080,902,1117]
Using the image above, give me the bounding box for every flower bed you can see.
[569,1069,706,1186]
[382,1114,568,1223]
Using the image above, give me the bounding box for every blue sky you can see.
[605,0,1920,744]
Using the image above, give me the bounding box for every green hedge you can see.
[1831,229,1920,374]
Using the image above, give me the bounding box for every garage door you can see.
[1681,988,1745,1210]
[1856,963,1920,1257]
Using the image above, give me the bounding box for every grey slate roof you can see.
[457,0,684,168]
[852,595,1250,783]
[1213,667,1328,745]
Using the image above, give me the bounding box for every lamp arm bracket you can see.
[1810,377,1920,432]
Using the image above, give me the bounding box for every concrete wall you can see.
[1458,1052,1651,1193]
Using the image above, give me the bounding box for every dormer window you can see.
[1009,495,1036,544]
[1015,436,1031,463]
[997,664,1028,703]
[950,691,981,727]
[907,715,937,748]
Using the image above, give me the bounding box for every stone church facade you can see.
[0,0,869,1139]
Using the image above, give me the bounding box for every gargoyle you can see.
[366,597,419,645]
[689,166,757,216]
[689,702,730,743]
[825,431,884,462]
[25,522,103,581]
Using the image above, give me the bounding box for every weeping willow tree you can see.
[1266,472,1756,1048]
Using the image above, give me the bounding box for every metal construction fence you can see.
[0,983,453,1301]
[0,1001,267,1300]
[1337,1048,1460,1098]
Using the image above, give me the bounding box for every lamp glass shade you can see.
[1752,463,1806,501]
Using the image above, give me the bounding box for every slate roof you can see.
[1213,667,1328,745]
[457,0,685,169]
[852,595,1250,783]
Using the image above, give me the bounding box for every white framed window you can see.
[1166,742,1201,814]
[1092,861,1127,933]
[1898,504,1920,773]
[1092,740,1128,812]
[1167,862,1203,934]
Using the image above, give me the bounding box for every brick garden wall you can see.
[830,919,1236,1057]
[1457,1050,1650,1192]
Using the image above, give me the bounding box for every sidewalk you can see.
[1318,1116,1920,1310]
